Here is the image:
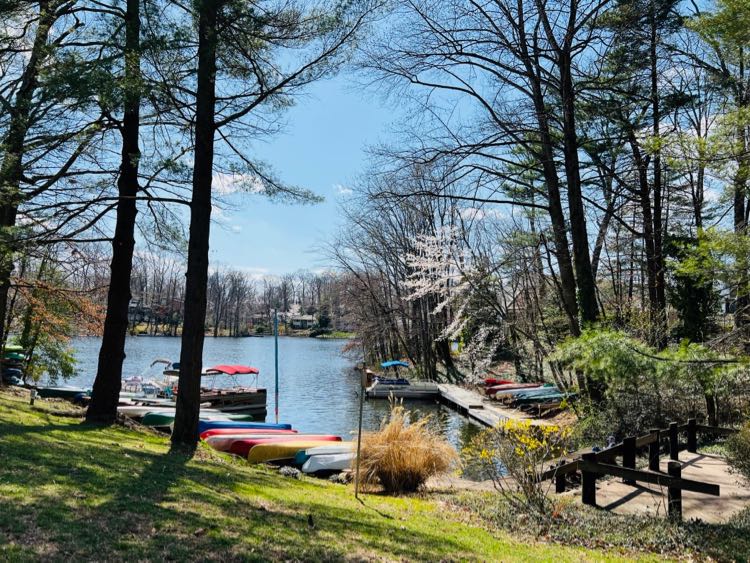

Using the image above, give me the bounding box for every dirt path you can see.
[566,452,750,523]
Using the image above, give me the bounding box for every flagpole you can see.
[274,309,279,424]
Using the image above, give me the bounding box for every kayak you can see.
[198,420,292,434]
[141,412,255,427]
[199,428,298,440]
[302,452,355,474]
[247,440,342,463]
[294,443,355,465]
[229,435,341,458]
[35,386,90,399]
[204,431,300,451]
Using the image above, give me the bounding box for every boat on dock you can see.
[365,360,440,399]
[366,380,440,399]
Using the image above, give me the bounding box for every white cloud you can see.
[334,183,353,196]
[214,172,266,195]
[230,224,242,234]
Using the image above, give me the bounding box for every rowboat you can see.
[247,440,340,463]
[141,412,255,427]
[199,428,298,439]
[302,452,355,474]
[229,435,341,457]
[293,443,355,465]
[198,420,292,434]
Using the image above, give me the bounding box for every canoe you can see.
[199,428,298,440]
[483,378,514,387]
[204,432,300,451]
[486,383,542,395]
[229,435,341,458]
[35,386,90,399]
[293,443,355,465]
[198,420,292,434]
[494,386,558,399]
[247,440,341,463]
[141,412,255,427]
[118,406,222,418]
[302,452,355,474]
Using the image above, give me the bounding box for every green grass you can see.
[0,389,656,562]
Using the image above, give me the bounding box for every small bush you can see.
[727,423,750,482]
[464,419,572,517]
[358,404,458,493]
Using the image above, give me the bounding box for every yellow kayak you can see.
[247,440,339,463]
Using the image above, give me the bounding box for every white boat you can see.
[303,443,355,456]
[302,452,355,473]
[365,380,440,399]
[117,405,222,418]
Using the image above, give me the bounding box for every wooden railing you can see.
[541,419,738,520]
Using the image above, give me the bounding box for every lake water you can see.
[60,336,482,452]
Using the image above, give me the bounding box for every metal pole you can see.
[355,342,365,499]
[274,310,279,424]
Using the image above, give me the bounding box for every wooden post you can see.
[581,453,597,507]
[667,461,682,520]
[623,436,636,484]
[29,389,36,406]
[648,429,660,471]
[687,418,697,453]
[555,465,566,493]
[669,422,679,461]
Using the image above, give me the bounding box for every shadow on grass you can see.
[0,410,480,561]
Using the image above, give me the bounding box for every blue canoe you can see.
[198,420,292,434]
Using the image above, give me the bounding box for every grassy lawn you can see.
[0,389,658,562]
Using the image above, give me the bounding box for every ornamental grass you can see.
[358,404,458,493]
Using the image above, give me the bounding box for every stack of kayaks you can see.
[198,420,353,474]
[482,378,576,417]
[2,345,26,386]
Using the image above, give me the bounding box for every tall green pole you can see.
[274,309,279,424]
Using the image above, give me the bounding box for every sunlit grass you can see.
[0,388,653,561]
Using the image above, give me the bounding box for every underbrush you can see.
[446,492,750,560]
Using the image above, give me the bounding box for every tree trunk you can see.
[559,49,599,327]
[0,0,57,349]
[86,0,142,424]
[171,0,218,447]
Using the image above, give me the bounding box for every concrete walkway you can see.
[572,452,750,523]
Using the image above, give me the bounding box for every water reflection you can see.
[62,336,483,455]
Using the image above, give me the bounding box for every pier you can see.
[437,384,547,427]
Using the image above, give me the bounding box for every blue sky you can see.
[209,74,393,277]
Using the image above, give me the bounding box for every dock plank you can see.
[437,384,547,427]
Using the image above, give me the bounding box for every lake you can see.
[60,336,482,452]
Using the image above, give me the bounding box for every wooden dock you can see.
[437,384,546,427]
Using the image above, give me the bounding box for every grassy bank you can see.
[0,389,657,562]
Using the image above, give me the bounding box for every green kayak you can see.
[141,412,255,427]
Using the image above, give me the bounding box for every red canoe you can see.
[483,378,514,387]
[200,428,298,440]
[228,435,342,458]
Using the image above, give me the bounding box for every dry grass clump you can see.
[358,404,458,493]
